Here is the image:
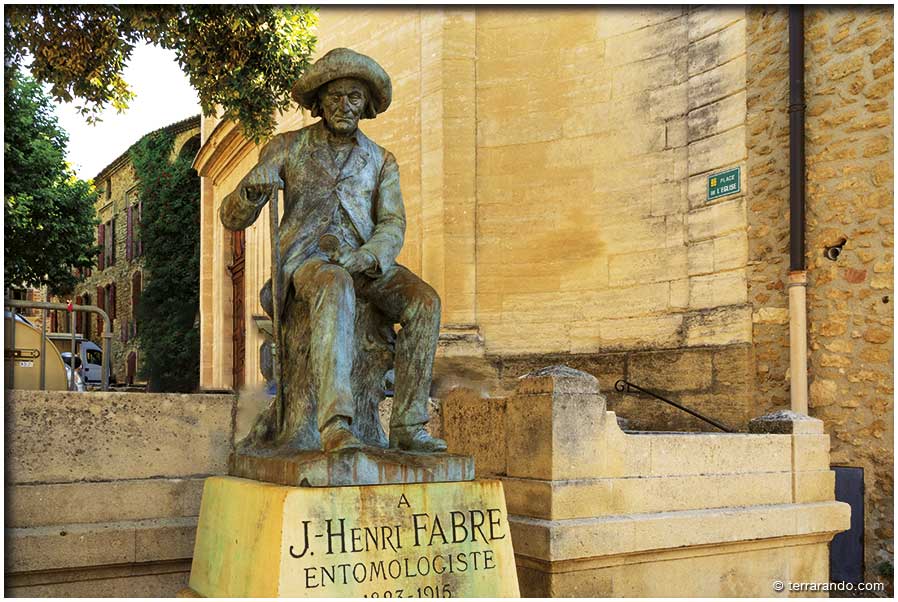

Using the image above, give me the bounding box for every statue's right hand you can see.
[243,177,284,196]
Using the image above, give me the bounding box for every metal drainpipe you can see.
[788,5,809,415]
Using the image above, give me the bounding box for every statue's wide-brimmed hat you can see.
[292,48,392,115]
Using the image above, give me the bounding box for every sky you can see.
[53,43,201,180]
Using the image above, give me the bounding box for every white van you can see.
[60,340,112,386]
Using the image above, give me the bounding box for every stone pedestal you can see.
[183,476,520,597]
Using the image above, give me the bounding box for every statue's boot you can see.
[389,425,447,453]
[321,417,364,452]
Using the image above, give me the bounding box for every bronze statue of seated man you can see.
[220,48,446,454]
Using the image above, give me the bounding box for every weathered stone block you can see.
[502,471,794,520]
[7,517,197,573]
[748,410,825,434]
[648,433,792,476]
[687,20,746,76]
[792,434,832,472]
[687,7,744,42]
[689,270,748,308]
[441,388,506,476]
[683,305,752,346]
[506,367,606,480]
[688,126,747,176]
[686,198,746,242]
[687,91,747,141]
[628,349,713,392]
[5,391,236,484]
[7,478,205,528]
[794,470,836,503]
[687,58,747,110]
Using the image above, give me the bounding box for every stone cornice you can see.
[192,119,257,184]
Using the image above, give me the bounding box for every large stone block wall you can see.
[473,6,751,356]
[5,390,237,597]
[746,6,894,583]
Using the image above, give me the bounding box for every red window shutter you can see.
[98,224,106,270]
[137,200,143,257]
[109,283,117,321]
[110,217,116,265]
[132,272,141,311]
[126,205,133,261]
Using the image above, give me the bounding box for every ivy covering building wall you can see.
[131,128,201,392]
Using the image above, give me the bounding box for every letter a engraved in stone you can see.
[290,520,312,558]
[398,494,410,508]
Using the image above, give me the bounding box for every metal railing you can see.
[4,299,112,391]
[614,379,733,433]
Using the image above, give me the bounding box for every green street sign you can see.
[707,167,741,201]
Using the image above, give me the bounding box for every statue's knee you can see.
[423,288,441,316]
[410,286,441,323]
[315,265,353,294]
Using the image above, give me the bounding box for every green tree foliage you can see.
[131,130,200,392]
[4,67,98,294]
[5,5,318,142]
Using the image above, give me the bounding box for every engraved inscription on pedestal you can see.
[187,477,520,598]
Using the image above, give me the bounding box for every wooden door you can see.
[228,230,246,390]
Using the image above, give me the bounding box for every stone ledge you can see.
[7,478,206,528]
[6,560,192,598]
[501,471,796,519]
[229,448,475,487]
[509,501,850,562]
[6,517,197,573]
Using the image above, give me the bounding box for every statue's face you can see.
[320,78,368,135]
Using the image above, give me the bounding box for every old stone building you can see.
[73,115,200,384]
[194,6,891,587]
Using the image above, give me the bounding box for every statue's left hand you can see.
[337,249,376,274]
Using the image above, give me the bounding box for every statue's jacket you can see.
[220,120,406,314]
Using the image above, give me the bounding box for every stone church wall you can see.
[746,5,893,584]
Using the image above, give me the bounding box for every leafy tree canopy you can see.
[4,67,98,294]
[5,5,318,142]
[131,129,200,392]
